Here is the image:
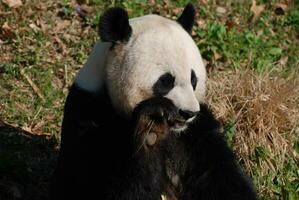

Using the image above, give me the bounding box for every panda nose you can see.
[179,110,199,120]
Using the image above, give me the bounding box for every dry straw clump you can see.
[206,70,299,176]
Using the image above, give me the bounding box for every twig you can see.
[161,195,167,200]
[53,36,68,56]
[0,11,12,16]
[29,106,43,127]
[20,69,45,102]
[135,120,154,153]
[64,64,68,87]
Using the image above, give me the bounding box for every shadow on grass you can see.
[0,121,58,200]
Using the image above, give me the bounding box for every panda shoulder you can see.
[74,42,112,93]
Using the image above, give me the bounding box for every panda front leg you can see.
[115,97,178,200]
[180,104,258,200]
[133,97,179,150]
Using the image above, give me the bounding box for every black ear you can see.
[99,7,132,42]
[177,3,196,34]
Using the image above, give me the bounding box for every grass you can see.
[0,0,298,199]
[207,70,299,199]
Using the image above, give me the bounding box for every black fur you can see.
[191,69,197,90]
[177,3,196,34]
[50,84,165,200]
[152,73,175,97]
[179,109,198,120]
[133,96,178,123]
[180,105,258,200]
[99,7,132,42]
[51,84,258,200]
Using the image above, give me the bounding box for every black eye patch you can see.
[191,70,197,90]
[153,73,175,96]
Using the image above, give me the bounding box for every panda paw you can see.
[133,97,178,148]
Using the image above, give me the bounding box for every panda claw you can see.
[146,132,157,146]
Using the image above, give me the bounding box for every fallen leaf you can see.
[257,28,263,37]
[54,20,71,33]
[0,11,12,16]
[216,7,226,15]
[279,56,288,66]
[162,0,170,6]
[15,103,31,113]
[214,52,222,61]
[200,0,208,5]
[172,8,181,16]
[149,0,155,4]
[269,28,275,36]
[2,0,22,8]
[225,20,237,31]
[36,19,48,32]
[53,36,68,56]
[196,19,206,29]
[29,23,40,32]
[2,22,12,31]
[36,2,47,11]
[206,62,215,73]
[31,120,46,133]
[1,22,15,39]
[52,76,64,89]
[81,4,93,13]
[21,125,32,133]
[26,7,33,17]
[274,3,288,15]
[250,0,265,22]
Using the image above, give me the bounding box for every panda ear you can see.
[177,3,196,34]
[99,7,132,42]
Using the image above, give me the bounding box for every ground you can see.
[0,0,298,199]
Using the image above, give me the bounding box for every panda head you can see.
[101,4,206,125]
[77,4,206,132]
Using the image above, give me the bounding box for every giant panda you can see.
[51,3,258,200]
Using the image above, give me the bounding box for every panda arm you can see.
[108,96,185,200]
[54,85,167,200]
[108,146,165,200]
[110,97,181,200]
[180,104,258,200]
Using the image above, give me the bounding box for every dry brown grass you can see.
[206,69,299,180]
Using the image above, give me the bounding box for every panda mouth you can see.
[168,118,188,132]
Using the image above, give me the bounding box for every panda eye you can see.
[160,73,174,87]
[153,73,175,96]
[191,70,197,90]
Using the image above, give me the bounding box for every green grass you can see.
[195,3,298,73]
[0,0,298,199]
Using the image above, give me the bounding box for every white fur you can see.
[106,15,206,117]
[75,42,112,92]
[75,15,206,119]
